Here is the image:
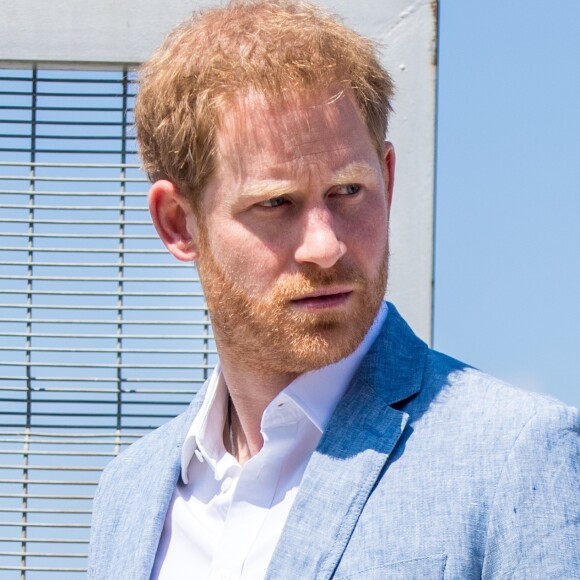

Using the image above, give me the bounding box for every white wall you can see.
[0,0,437,342]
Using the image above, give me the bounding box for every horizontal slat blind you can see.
[0,68,215,577]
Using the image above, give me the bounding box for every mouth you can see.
[290,288,353,311]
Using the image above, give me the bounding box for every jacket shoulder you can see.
[365,346,579,578]
[97,410,189,488]
[422,347,575,426]
[88,403,199,579]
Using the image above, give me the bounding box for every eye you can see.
[335,184,361,196]
[258,196,287,208]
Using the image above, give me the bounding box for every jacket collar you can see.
[266,303,427,579]
[132,303,426,579]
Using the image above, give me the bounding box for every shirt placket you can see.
[208,407,301,580]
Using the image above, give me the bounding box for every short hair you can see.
[135,0,394,207]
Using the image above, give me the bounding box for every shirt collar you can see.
[180,302,388,483]
[279,302,388,432]
[180,365,229,483]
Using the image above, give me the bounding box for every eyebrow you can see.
[328,161,378,186]
[237,181,297,202]
[237,161,379,202]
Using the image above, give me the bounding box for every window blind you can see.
[0,68,215,577]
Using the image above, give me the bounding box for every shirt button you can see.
[221,476,233,493]
[214,570,231,580]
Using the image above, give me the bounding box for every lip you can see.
[290,287,353,310]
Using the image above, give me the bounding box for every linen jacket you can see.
[89,304,580,579]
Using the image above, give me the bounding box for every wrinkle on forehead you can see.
[216,88,370,173]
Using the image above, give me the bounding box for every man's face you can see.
[191,89,394,376]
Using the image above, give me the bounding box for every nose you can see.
[294,207,346,269]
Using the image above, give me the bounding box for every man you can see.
[89,1,579,578]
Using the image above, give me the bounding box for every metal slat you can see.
[0,552,86,559]
[0,331,211,338]
[0,162,139,167]
[0,175,144,182]
[0,566,86,573]
[0,523,89,530]
[0,263,185,270]
[0,438,139,446]
[0,507,91,515]
[0,148,136,154]
[0,104,131,112]
[1,375,204,383]
[3,566,86,576]
[0,402,194,410]
[0,538,89,544]
[0,386,197,394]
[0,118,131,126]
[0,204,148,211]
[0,318,204,325]
[2,90,129,98]
[0,275,197,282]
[0,249,167,255]
[0,430,140,437]
[1,133,136,140]
[0,218,151,224]
[0,75,133,84]
[0,465,105,472]
[0,305,201,312]
[0,190,147,196]
[0,232,158,239]
[1,423,161,430]
[0,479,99,486]
[0,262,185,269]
[2,346,210,353]
[0,361,206,369]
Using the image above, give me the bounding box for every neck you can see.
[219,355,298,464]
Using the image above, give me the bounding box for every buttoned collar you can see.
[180,303,388,483]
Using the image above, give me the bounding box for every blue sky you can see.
[435,1,580,407]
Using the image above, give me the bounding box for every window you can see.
[0,68,215,577]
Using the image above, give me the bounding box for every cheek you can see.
[210,222,286,288]
[343,204,389,260]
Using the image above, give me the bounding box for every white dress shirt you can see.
[152,303,387,580]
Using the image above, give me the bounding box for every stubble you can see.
[195,238,388,376]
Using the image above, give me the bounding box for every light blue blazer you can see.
[89,304,580,579]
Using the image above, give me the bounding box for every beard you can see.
[196,241,388,377]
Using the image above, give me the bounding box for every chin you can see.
[266,318,370,375]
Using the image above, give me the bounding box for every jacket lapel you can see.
[130,404,200,579]
[266,304,427,580]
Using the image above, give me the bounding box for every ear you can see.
[148,180,200,262]
[383,141,396,214]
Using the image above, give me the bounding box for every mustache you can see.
[272,263,365,300]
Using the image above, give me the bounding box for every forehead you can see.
[213,89,378,176]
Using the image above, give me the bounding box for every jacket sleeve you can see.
[482,402,580,579]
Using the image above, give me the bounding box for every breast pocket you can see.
[334,553,447,579]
